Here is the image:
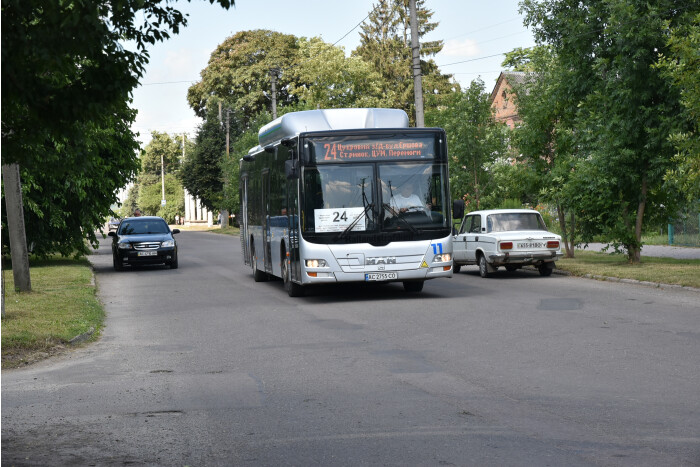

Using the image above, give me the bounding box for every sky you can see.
[131,0,536,147]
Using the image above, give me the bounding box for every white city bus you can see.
[239,108,454,296]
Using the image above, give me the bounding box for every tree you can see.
[1,0,234,287]
[521,0,695,262]
[2,112,141,258]
[181,111,226,212]
[288,38,387,109]
[134,131,187,220]
[353,0,456,121]
[187,30,300,128]
[503,46,580,257]
[656,12,700,203]
[425,80,508,209]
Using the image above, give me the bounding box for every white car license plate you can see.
[137,251,158,256]
[365,272,397,281]
[518,242,543,249]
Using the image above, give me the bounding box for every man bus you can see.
[239,108,455,296]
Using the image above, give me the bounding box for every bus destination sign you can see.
[310,136,434,163]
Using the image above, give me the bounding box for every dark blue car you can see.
[108,216,179,270]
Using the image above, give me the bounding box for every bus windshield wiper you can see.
[382,203,418,234]
[336,203,374,241]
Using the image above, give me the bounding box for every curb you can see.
[524,266,700,293]
[68,326,95,346]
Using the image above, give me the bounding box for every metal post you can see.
[668,223,674,245]
[409,0,424,127]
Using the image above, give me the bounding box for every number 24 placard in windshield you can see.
[314,207,366,232]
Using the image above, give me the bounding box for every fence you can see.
[668,209,700,247]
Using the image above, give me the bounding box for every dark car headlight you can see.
[118,243,132,250]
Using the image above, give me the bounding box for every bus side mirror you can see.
[285,159,299,179]
[452,199,465,219]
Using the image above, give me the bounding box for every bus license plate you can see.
[137,251,157,256]
[365,272,397,281]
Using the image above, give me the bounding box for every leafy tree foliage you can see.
[138,174,184,223]
[181,111,226,212]
[425,79,508,209]
[187,30,300,128]
[2,115,140,257]
[288,38,387,109]
[1,0,233,259]
[656,12,700,202]
[353,0,456,121]
[503,47,581,257]
[133,131,188,220]
[521,0,695,262]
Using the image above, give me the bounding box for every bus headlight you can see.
[305,259,327,268]
[433,253,451,263]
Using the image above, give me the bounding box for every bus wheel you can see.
[251,243,268,282]
[403,281,424,293]
[283,257,305,297]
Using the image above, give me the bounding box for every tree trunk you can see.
[630,177,648,264]
[2,163,32,292]
[557,203,574,258]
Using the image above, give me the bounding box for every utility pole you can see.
[226,109,230,158]
[409,0,424,127]
[161,152,166,207]
[270,68,279,119]
[1,163,31,292]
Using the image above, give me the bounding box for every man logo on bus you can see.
[366,257,397,265]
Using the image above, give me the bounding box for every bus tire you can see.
[403,281,424,293]
[251,242,268,282]
[283,257,305,297]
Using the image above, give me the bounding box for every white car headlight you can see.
[305,259,327,268]
[161,239,175,247]
[433,253,451,263]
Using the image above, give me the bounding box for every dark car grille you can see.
[134,242,161,250]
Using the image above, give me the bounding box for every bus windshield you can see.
[301,162,450,242]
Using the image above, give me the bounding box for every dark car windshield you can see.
[119,219,169,235]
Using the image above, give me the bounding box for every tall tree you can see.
[187,30,300,128]
[656,12,700,203]
[181,111,226,212]
[1,0,234,284]
[521,0,694,262]
[353,0,456,121]
[503,47,580,257]
[425,80,508,209]
[135,131,187,221]
[287,38,387,109]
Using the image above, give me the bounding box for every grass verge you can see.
[2,256,104,369]
[557,250,700,289]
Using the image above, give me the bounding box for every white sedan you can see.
[452,209,563,277]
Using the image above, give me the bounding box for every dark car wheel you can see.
[113,253,124,271]
[478,254,491,278]
[538,264,553,276]
[169,251,179,269]
[453,264,461,274]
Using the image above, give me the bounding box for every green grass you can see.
[558,250,700,288]
[642,233,700,247]
[2,257,104,368]
[207,226,241,236]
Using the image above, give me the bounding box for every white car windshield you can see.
[487,213,546,232]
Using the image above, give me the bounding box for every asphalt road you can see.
[2,231,699,466]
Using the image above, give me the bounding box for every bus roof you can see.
[256,108,409,149]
